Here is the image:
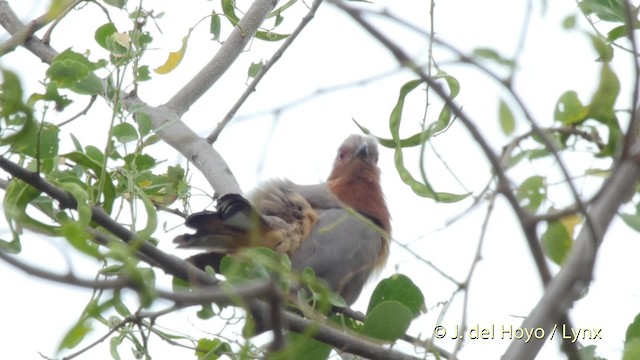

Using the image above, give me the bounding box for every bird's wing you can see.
[174,185,319,255]
[173,194,259,251]
[290,208,384,305]
[287,182,341,209]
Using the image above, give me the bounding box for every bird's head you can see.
[328,134,380,182]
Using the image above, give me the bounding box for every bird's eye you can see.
[338,150,347,160]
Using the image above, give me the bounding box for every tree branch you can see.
[503,141,640,359]
[327,0,551,284]
[328,2,589,358]
[122,96,243,195]
[0,156,425,360]
[208,0,324,143]
[0,0,58,62]
[165,0,277,117]
[0,250,130,289]
[0,156,214,284]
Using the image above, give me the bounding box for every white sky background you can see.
[1,0,640,359]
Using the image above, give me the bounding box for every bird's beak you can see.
[356,142,369,159]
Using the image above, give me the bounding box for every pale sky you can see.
[1,0,639,359]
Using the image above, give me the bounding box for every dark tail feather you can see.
[186,251,227,274]
[174,194,262,249]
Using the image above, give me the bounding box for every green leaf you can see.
[134,189,158,239]
[10,122,59,159]
[429,70,461,137]
[247,60,264,79]
[58,319,92,350]
[136,65,151,82]
[47,49,104,95]
[563,14,577,29]
[95,23,118,50]
[104,32,130,58]
[172,276,192,291]
[624,338,640,360]
[361,300,413,342]
[353,119,437,149]
[109,337,123,360]
[133,111,152,137]
[472,47,516,68]
[0,71,37,149]
[542,220,573,265]
[354,73,459,150]
[60,215,101,259]
[195,338,232,360]
[579,0,626,22]
[498,99,516,135]
[0,69,25,116]
[27,82,73,111]
[274,11,284,27]
[129,153,156,172]
[326,291,347,309]
[220,247,279,283]
[255,31,289,41]
[131,30,152,51]
[103,0,126,9]
[625,312,640,343]
[329,313,363,333]
[267,0,298,19]
[607,25,628,42]
[0,236,21,253]
[69,73,102,95]
[112,122,138,143]
[270,333,331,360]
[45,0,76,19]
[388,79,470,203]
[579,345,598,360]
[554,91,589,125]
[221,0,240,25]
[64,151,116,214]
[587,62,619,123]
[3,180,58,238]
[367,274,425,318]
[516,175,546,212]
[59,182,102,259]
[621,213,640,232]
[589,34,614,62]
[196,303,216,320]
[141,165,184,207]
[84,145,105,164]
[210,12,222,41]
[100,264,125,277]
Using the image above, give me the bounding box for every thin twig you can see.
[208,0,324,144]
[328,0,551,285]
[57,95,97,127]
[41,0,84,44]
[453,192,496,356]
[165,0,278,117]
[0,251,130,289]
[371,6,599,265]
[394,239,461,286]
[0,153,421,360]
[328,3,589,358]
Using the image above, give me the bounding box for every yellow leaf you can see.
[560,214,582,237]
[154,34,190,74]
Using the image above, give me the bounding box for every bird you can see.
[173,134,391,306]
